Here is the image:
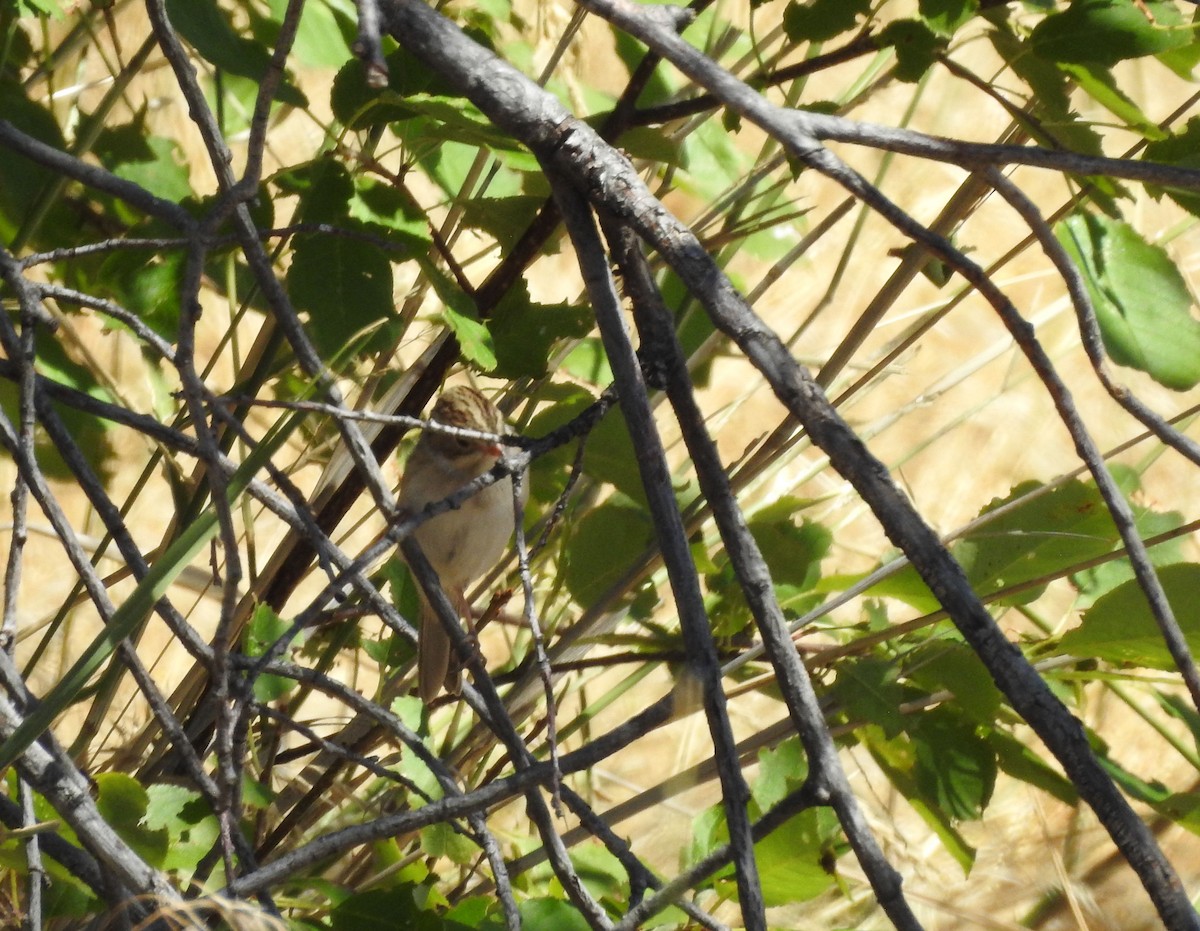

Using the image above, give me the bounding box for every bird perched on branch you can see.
[399,385,524,702]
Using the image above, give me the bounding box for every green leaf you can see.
[386,93,525,152]
[1058,62,1166,140]
[912,713,996,822]
[1030,0,1191,67]
[582,407,645,505]
[0,80,73,246]
[753,809,841,906]
[281,159,354,225]
[833,656,906,738]
[753,738,808,811]
[164,0,305,106]
[865,726,976,872]
[459,194,546,247]
[861,479,1136,611]
[879,19,943,83]
[287,234,395,359]
[272,0,352,68]
[782,0,871,42]
[747,499,831,590]
[569,843,627,904]
[440,304,497,371]
[332,887,454,931]
[0,333,116,482]
[562,337,613,386]
[905,642,1003,724]
[246,603,297,701]
[95,773,169,869]
[987,729,1078,805]
[1057,212,1200,390]
[563,500,655,609]
[10,0,65,16]
[612,32,676,108]
[92,120,193,203]
[957,479,1128,601]
[144,784,220,873]
[1143,117,1200,217]
[525,385,598,506]
[989,25,1105,157]
[1072,501,1185,606]
[348,179,431,248]
[1059,563,1200,669]
[331,47,459,129]
[519,899,591,931]
[97,248,185,340]
[420,820,478,865]
[676,118,748,202]
[488,283,592,379]
[920,0,978,36]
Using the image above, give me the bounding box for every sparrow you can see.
[398,386,524,701]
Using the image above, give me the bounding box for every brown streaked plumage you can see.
[398,386,523,702]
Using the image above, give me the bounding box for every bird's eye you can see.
[454,437,473,451]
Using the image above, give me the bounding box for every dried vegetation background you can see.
[2,0,1200,929]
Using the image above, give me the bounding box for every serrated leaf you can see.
[440,304,497,371]
[562,337,613,386]
[420,821,478,865]
[989,26,1105,157]
[0,82,73,245]
[865,726,976,872]
[754,738,808,811]
[381,93,523,152]
[676,118,749,201]
[1059,563,1200,669]
[0,334,116,481]
[1057,212,1200,390]
[488,283,592,379]
[860,479,1136,611]
[95,773,169,869]
[1072,504,1184,606]
[93,119,193,203]
[987,729,1078,805]
[459,195,547,251]
[283,159,354,225]
[957,479,1126,601]
[144,784,220,873]
[525,385,598,505]
[581,407,645,504]
[570,843,627,903]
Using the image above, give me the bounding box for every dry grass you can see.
[4,0,1200,927]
